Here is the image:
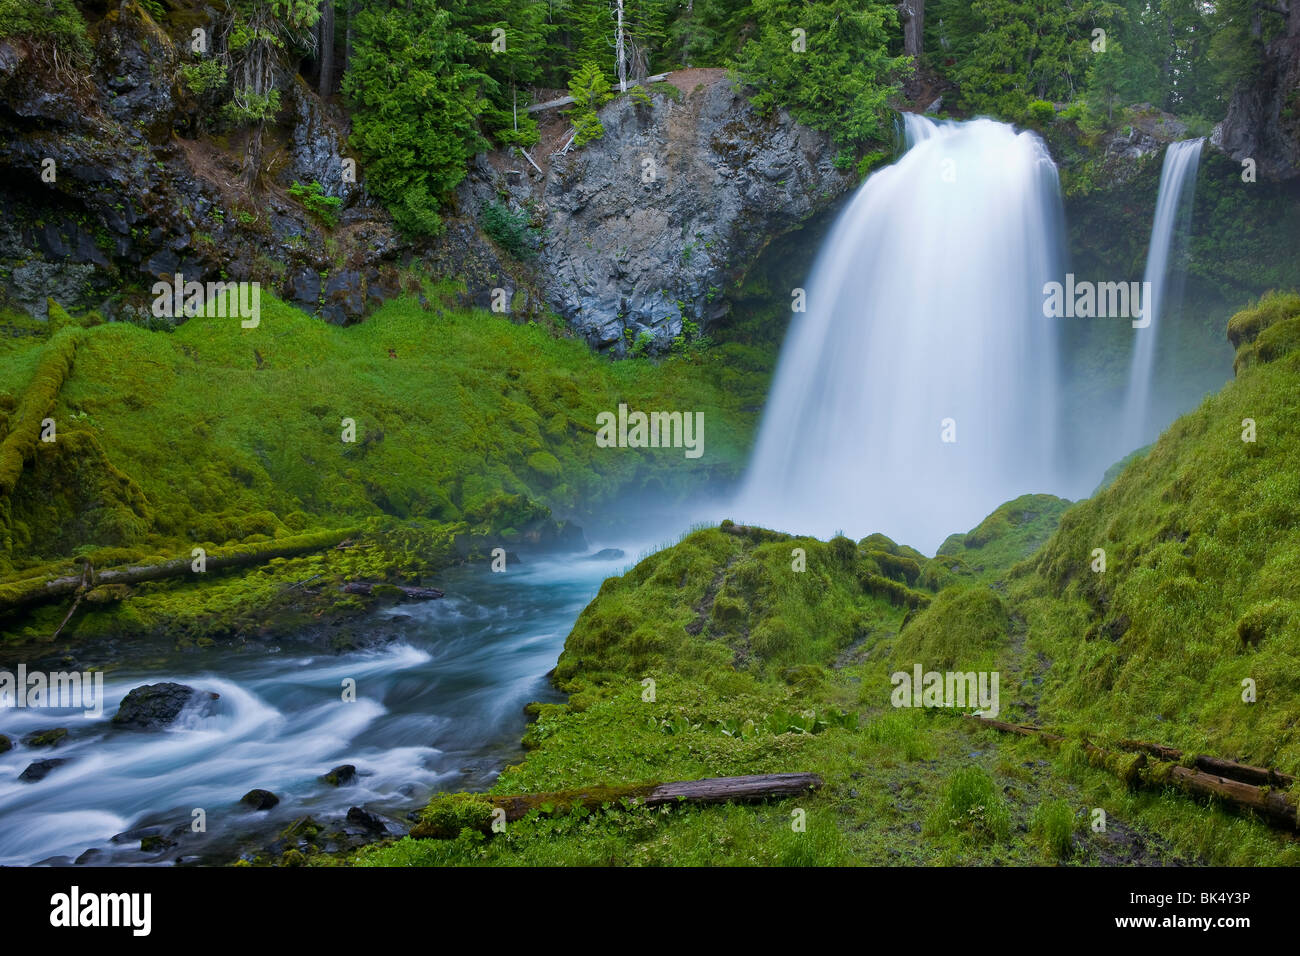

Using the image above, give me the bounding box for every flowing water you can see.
[0,548,631,865]
[735,115,1072,553]
[1121,138,1204,450]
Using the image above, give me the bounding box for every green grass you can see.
[1017,290,1300,770]
[0,288,772,642]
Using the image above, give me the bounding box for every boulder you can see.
[19,758,67,782]
[241,789,280,811]
[321,764,357,787]
[112,682,218,730]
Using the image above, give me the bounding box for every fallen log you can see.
[341,581,444,600]
[413,773,822,837]
[1115,739,1295,789]
[966,715,1300,831]
[0,528,357,614]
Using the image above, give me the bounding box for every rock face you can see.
[1215,31,1300,181]
[536,77,854,351]
[112,681,216,730]
[450,72,856,353]
[0,5,406,323]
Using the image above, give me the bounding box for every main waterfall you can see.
[1120,138,1204,451]
[734,115,1071,554]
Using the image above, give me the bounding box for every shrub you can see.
[480,201,535,259]
[288,180,343,229]
[1031,799,1076,859]
[924,766,1011,842]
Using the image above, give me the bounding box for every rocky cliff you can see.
[0,7,856,349]
[529,74,853,351]
[0,1,409,325]
[1214,26,1300,181]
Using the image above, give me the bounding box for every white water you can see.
[0,548,634,865]
[734,115,1071,554]
[1121,138,1204,450]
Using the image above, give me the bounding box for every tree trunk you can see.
[0,529,357,614]
[899,0,924,58]
[966,716,1300,831]
[318,0,335,97]
[412,773,824,837]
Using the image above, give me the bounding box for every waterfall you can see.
[1120,138,1204,451]
[733,115,1070,554]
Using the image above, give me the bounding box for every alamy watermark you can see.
[595,403,704,459]
[1042,274,1153,328]
[151,273,260,328]
[890,664,1000,718]
[0,665,105,717]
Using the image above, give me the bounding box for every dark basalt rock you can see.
[241,789,280,811]
[112,682,218,730]
[346,806,389,833]
[19,758,67,782]
[321,764,357,787]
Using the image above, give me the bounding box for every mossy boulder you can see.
[22,727,67,748]
[411,793,497,839]
[893,586,1011,671]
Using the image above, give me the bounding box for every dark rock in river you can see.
[0,734,10,754]
[346,806,389,833]
[321,764,357,787]
[23,727,68,748]
[241,789,280,811]
[112,682,218,730]
[19,758,67,782]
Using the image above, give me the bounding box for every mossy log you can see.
[966,715,1300,830]
[0,528,357,613]
[0,327,84,498]
[413,773,823,838]
[1115,739,1296,789]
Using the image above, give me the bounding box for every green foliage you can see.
[924,766,1012,842]
[1030,798,1077,859]
[0,0,88,58]
[893,585,1010,672]
[415,793,496,838]
[928,0,1122,120]
[732,0,903,167]
[0,290,765,584]
[178,57,230,98]
[1019,292,1300,768]
[479,201,535,259]
[344,0,486,234]
[567,61,613,147]
[288,180,342,229]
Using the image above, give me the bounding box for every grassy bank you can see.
[350,294,1300,868]
[0,288,772,646]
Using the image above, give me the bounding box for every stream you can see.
[0,546,635,866]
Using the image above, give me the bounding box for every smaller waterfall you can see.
[1121,138,1203,451]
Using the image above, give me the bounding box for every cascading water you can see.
[1120,138,1204,451]
[734,114,1071,554]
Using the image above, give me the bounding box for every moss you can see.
[1016,295,1300,768]
[411,793,498,839]
[892,586,1010,671]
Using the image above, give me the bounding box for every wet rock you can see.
[586,548,626,560]
[346,806,389,833]
[112,682,218,730]
[0,734,10,754]
[321,764,357,787]
[22,727,67,748]
[140,833,177,854]
[241,789,280,811]
[19,758,68,782]
[74,848,107,865]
